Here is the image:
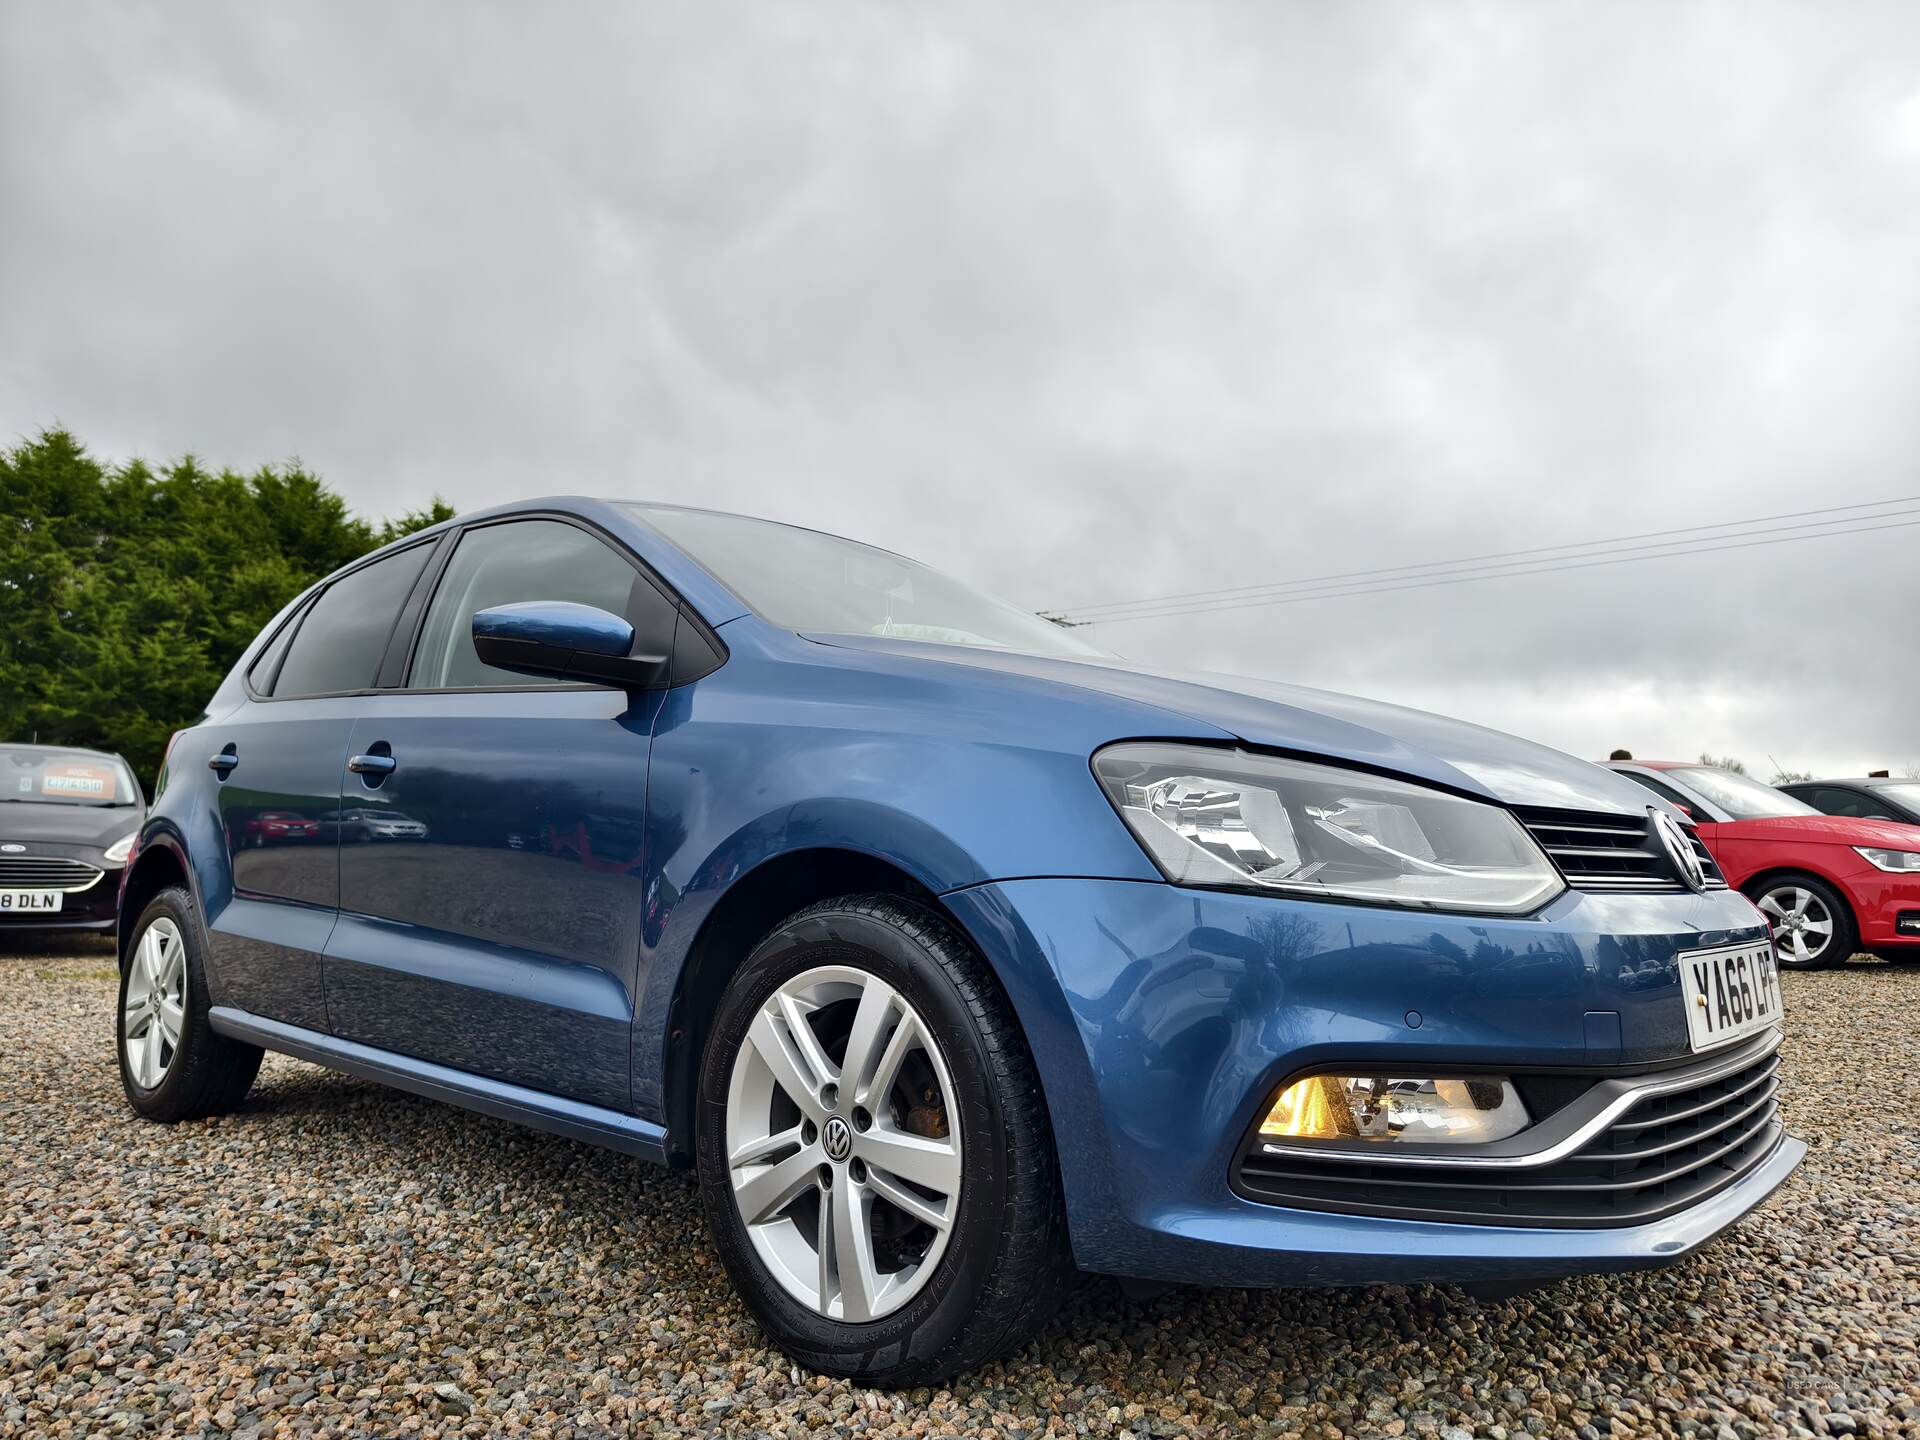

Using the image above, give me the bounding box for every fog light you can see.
[1258,1074,1530,1145]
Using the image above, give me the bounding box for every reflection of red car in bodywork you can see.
[1608,761,1920,969]
[542,818,644,877]
[244,810,319,846]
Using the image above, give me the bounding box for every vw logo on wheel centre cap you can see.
[822,1116,853,1162]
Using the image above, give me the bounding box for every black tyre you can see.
[696,894,1073,1385]
[117,887,263,1121]
[1747,873,1857,971]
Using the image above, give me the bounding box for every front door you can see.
[324,516,675,1109]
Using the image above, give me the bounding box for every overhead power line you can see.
[1043,495,1920,623]
[1042,512,1920,627]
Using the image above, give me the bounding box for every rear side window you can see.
[408,519,659,689]
[271,543,433,698]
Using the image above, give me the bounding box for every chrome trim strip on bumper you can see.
[1251,1026,1783,1171]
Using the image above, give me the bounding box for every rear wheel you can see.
[696,894,1073,1385]
[118,887,262,1121]
[1749,874,1856,970]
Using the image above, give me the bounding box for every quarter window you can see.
[246,601,309,697]
[408,519,661,689]
[271,543,433,698]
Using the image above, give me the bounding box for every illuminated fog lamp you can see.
[1259,1074,1529,1145]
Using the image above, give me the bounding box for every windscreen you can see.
[2,749,140,806]
[1671,767,1818,820]
[627,505,1104,658]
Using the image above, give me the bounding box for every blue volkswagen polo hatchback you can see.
[118,499,1804,1382]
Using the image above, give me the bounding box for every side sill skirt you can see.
[208,1006,669,1165]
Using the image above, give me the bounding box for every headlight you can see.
[1855,846,1920,873]
[1093,743,1563,914]
[103,834,135,865]
[1259,1073,1530,1145]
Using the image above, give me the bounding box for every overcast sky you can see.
[4,1,1917,777]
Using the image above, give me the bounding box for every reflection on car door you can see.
[323,517,677,1109]
[205,540,437,1030]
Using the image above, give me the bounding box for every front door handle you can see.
[347,753,397,776]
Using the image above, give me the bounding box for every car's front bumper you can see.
[944,877,1804,1287]
[0,865,122,937]
[1843,861,1920,951]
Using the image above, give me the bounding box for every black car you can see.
[0,744,145,937]
[1777,777,1920,827]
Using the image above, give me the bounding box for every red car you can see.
[242,809,320,846]
[1607,761,1920,968]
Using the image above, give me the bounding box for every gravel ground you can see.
[3,941,1916,1440]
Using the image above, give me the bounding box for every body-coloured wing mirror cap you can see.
[471,601,668,688]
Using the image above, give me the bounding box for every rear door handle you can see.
[208,747,239,775]
[347,753,397,776]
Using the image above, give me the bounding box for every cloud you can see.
[4,0,1917,775]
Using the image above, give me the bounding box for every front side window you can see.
[1,749,140,807]
[1617,770,1700,815]
[1668,766,1817,820]
[626,504,1104,659]
[1806,787,1883,820]
[272,542,433,698]
[409,519,650,689]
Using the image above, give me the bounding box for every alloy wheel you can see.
[123,916,187,1088]
[724,964,963,1322]
[1756,885,1835,965]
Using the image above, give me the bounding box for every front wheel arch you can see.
[657,848,1010,1165]
[1741,869,1859,968]
[118,841,189,969]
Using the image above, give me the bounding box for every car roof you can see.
[2,741,125,761]
[1785,777,1909,788]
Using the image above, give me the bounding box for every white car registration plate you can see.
[1678,940,1780,1052]
[0,890,64,913]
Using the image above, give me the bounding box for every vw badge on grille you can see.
[1650,807,1707,892]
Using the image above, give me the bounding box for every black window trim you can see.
[380,509,727,698]
[245,533,450,704]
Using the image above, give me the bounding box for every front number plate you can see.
[0,889,64,913]
[1679,941,1780,1052]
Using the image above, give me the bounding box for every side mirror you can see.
[471,601,668,688]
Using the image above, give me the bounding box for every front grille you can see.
[1519,809,1727,893]
[1235,1036,1783,1227]
[0,856,104,891]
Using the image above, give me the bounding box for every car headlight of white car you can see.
[1093,742,1564,915]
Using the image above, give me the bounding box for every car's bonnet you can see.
[0,800,141,849]
[808,635,1652,815]
[1722,813,1920,846]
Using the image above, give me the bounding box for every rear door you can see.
[204,538,440,1030]
[323,515,678,1109]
